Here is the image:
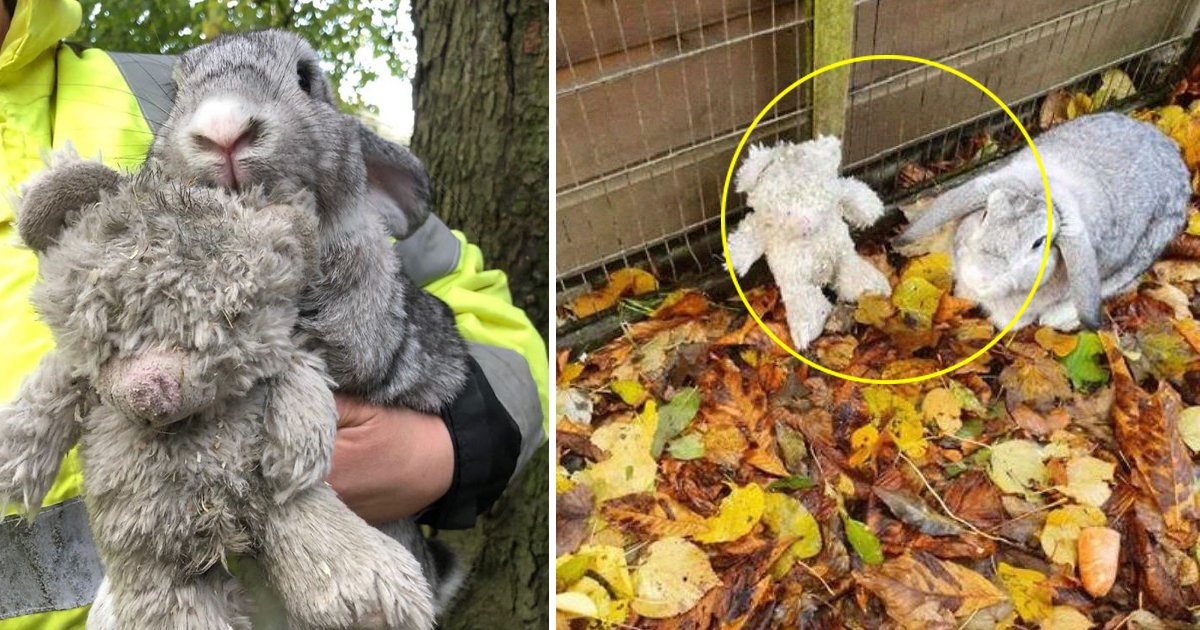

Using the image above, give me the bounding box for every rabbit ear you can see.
[1052,196,1103,328]
[894,178,990,245]
[735,144,779,195]
[358,123,433,239]
[17,149,122,252]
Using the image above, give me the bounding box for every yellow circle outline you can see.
[721,54,1053,385]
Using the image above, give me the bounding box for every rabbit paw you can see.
[835,255,892,301]
[1038,303,1081,331]
[783,295,833,350]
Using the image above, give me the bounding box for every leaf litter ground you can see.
[556,73,1200,629]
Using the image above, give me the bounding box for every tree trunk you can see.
[410,2,549,628]
[411,0,549,338]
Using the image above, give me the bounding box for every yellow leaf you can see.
[555,592,599,619]
[848,424,881,468]
[556,554,590,591]
[631,537,722,618]
[922,387,963,434]
[577,404,658,502]
[1091,68,1136,108]
[556,466,575,494]
[901,253,954,291]
[694,483,766,544]
[1059,456,1115,507]
[569,576,628,624]
[855,293,896,327]
[988,439,1047,499]
[1180,406,1200,453]
[610,379,647,406]
[997,562,1052,623]
[569,268,658,317]
[1035,327,1079,357]
[1040,505,1106,568]
[1039,606,1093,630]
[889,410,929,459]
[1066,92,1092,120]
[1187,210,1200,237]
[891,277,944,329]
[763,492,822,578]
[574,545,635,599]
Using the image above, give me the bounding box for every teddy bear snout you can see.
[100,351,209,426]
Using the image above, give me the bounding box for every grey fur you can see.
[0,158,437,630]
[148,29,469,609]
[895,112,1191,330]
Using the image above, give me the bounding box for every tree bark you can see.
[410,2,549,628]
[411,0,549,338]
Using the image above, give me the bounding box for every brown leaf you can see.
[557,432,609,463]
[999,354,1073,411]
[1008,404,1070,437]
[1102,332,1199,546]
[601,493,709,540]
[855,552,1008,629]
[872,487,966,537]
[557,485,594,556]
[943,471,1008,531]
[568,267,658,317]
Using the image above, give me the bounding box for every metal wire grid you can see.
[555,0,1200,314]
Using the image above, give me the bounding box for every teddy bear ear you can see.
[734,143,780,195]
[17,148,123,252]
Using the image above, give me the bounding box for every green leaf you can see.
[652,388,701,457]
[666,434,704,460]
[843,516,884,565]
[1059,331,1110,390]
[556,554,591,590]
[768,476,816,491]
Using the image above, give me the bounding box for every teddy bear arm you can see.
[0,351,87,517]
[726,214,766,276]
[260,350,337,505]
[833,178,887,229]
[17,147,122,252]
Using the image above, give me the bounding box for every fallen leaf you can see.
[1039,90,1072,128]
[901,253,954,291]
[1000,356,1073,411]
[997,562,1052,623]
[1010,404,1069,437]
[768,476,815,492]
[631,537,722,618]
[702,424,748,468]
[855,293,897,327]
[923,387,963,434]
[1040,504,1106,568]
[774,420,809,474]
[652,387,701,457]
[611,379,648,406]
[557,485,594,556]
[873,486,966,536]
[845,516,884,565]
[1092,68,1136,108]
[1180,406,1200,452]
[1066,92,1093,119]
[555,591,599,619]
[695,483,766,544]
[1060,331,1109,391]
[892,276,945,329]
[576,404,658,502]
[1059,455,1115,507]
[601,493,709,539]
[1036,327,1079,357]
[988,439,1047,499]
[855,552,1008,628]
[569,575,628,624]
[763,492,822,577]
[849,424,882,468]
[667,433,704,460]
[1038,606,1092,630]
[569,268,658,317]
[557,387,593,425]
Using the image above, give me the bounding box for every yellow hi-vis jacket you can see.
[0,2,548,627]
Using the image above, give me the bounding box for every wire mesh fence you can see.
[555,0,1200,327]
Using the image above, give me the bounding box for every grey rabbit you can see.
[144,30,471,619]
[895,112,1190,330]
[3,154,437,630]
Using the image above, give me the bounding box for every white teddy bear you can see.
[728,136,892,349]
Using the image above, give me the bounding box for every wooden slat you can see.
[556,3,808,188]
[556,0,783,68]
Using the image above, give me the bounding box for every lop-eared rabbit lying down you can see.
[896,112,1190,330]
[142,30,471,621]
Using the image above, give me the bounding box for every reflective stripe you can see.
[467,342,545,479]
[0,498,102,619]
[106,52,175,136]
[394,214,462,287]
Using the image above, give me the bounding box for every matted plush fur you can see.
[0,157,438,630]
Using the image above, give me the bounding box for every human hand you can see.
[327,394,454,525]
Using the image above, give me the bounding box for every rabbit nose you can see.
[190,98,260,158]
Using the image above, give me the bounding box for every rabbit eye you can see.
[1031,236,1046,251]
[297,63,312,95]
